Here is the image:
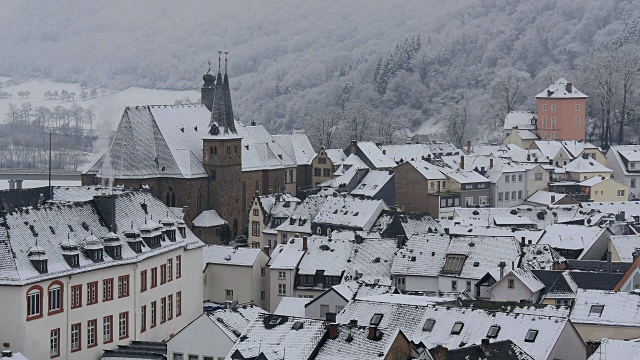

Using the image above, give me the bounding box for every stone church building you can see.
[82,60,315,241]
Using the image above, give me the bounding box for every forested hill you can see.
[2,0,640,146]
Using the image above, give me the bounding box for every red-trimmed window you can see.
[48,281,64,315]
[87,281,98,305]
[50,328,60,358]
[70,323,81,352]
[118,275,130,298]
[161,297,166,323]
[26,285,43,321]
[176,291,182,317]
[103,315,113,344]
[167,259,173,282]
[103,278,114,301]
[71,285,82,309]
[141,270,147,292]
[141,305,147,333]
[151,301,157,328]
[176,256,182,279]
[160,264,167,285]
[151,268,158,288]
[118,312,129,340]
[168,294,173,320]
[87,319,97,348]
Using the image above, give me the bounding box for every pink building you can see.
[536,78,588,141]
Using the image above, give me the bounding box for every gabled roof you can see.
[445,339,535,360]
[440,167,490,184]
[272,134,316,166]
[610,235,640,263]
[532,140,568,160]
[538,224,608,257]
[564,157,613,174]
[353,141,397,169]
[442,236,521,279]
[521,244,566,270]
[268,238,307,270]
[570,289,640,327]
[274,297,310,317]
[313,195,388,230]
[235,122,297,172]
[207,304,266,342]
[85,105,211,179]
[392,234,450,277]
[202,245,263,269]
[609,145,640,176]
[492,267,544,293]
[535,78,588,99]
[560,140,601,158]
[192,209,227,227]
[380,144,436,162]
[314,326,412,360]
[350,170,394,197]
[588,338,640,360]
[504,111,537,131]
[580,201,640,221]
[405,160,447,180]
[275,195,328,234]
[526,190,573,206]
[323,149,348,165]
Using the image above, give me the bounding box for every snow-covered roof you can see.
[268,238,307,270]
[192,209,227,227]
[202,245,262,269]
[354,141,397,169]
[52,186,129,202]
[257,193,300,219]
[588,339,640,360]
[329,280,396,302]
[535,78,588,99]
[360,293,453,306]
[443,236,521,280]
[533,141,567,160]
[570,289,640,327]
[297,237,353,277]
[85,105,211,179]
[399,213,445,236]
[493,216,535,226]
[313,195,388,230]
[323,149,348,165]
[454,205,586,229]
[0,191,203,285]
[314,326,409,360]
[274,297,310,317]
[610,235,640,262]
[441,167,490,184]
[505,147,549,164]
[207,304,266,342]
[526,190,571,206]
[380,144,434,163]
[225,313,326,360]
[579,176,609,187]
[337,299,571,360]
[504,111,537,131]
[392,234,450,277]
[521,244,566,270]
[406,160,448,180]
[580,201,640,221]
[275,195,328,234]
[538,224,607,256]
[484,161,527,183]
[560,140,601,158]
[350,170,393,197]
[564,157,613,174]
[235,121,297,172]
[494,267,545,293]
[516,130,540,140]
[272,134,316,166]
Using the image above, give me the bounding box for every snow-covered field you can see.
[0,76,199,131]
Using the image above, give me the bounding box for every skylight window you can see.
[269,316,281,325]
[422,319,436,332]
[451,322,464,335]
[589,305,604,316]
[487,325,500,338]
[370,313,384,326]
[442,254,466,274]
[292,321,304,330]
[525,329,538,342]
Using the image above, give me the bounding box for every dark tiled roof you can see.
[570,272,623,290]
[101,341,166,359]
[566,260,632,273]
[0,186,51,211]
[443,340,535,360]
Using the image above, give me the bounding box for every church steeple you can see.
[209,51,228,135]
[200,59,215,111]
[222,52,236,133]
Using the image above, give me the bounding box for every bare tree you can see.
[307,107,343,148]
[489,68,530,127]
[438,101,472,148]
[615,44,640,144]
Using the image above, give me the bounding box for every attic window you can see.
[269,316,280,325]
[589,305,604,316]
[451,322,464,335]
[525,329,538,342]
[422,319,436,332]
[292,321,304,330]
[352,212,359,216]
[81,222,90,231]
[370,313,384,326]
[487,325,501,338]
[442,254,466,274]
[278,154,283,159]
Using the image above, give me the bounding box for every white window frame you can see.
[103,316,112,343]
[50,329,60,357]
[27,289,41,317]
[278,271,286,280]
[226,289,234,301]
[71,323,80,351]
[87,319,96,347]
[278,283,286,296]
[49,285,61,312]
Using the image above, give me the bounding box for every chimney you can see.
[499,261,506,278]
[489,158,494,169]
[302,236,308,251]
[15,179,22,190]
[527,153,531,161]
[382,149,387,155]
[550,195,556,204]
[93,194,117,232]
[349,319,358,327]
[566,83,573,93]
[431,345,449,360]
[481,338,491,355]
[460,155,465,169]
[329,323,338,339]
[396,235,406,249]
[350,140,358,156]
[467,140,471,154]
[367,325,379,340]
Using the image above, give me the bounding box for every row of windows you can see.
[541,132,556,140]
[49,312,128,358]
[541,116,580,128]
[498,191,523,202]
[541,103,580,111]
[173,353,217,360]
[27,276,130,320]
[420,317,539,342]
[140,256,182,292]
[141,291,182,333]
[504,174,523,183]
[313,168,331,177]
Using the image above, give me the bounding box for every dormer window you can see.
[61,236,80,268]
[103,233,122,259]
[84,235,104,263]
[28,246,48,274]
[589,305,604,316]
[176,220,187,238]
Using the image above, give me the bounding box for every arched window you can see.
[48,281,64,315]
[197,187,205,214]
[209,146,213,155]
[26,285,43,320]
[213,146,217,155]
[165,188,176,207]
[316,226,322,235]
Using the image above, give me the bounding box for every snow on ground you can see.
[0,76,199,131]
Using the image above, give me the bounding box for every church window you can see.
[209,147,213,155]
[165,188,176,207]
[197,187,204,214]
[213,146,217,155]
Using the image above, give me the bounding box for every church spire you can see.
[209,51,227,134]
[222,52,236,133]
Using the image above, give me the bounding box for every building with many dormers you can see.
[82,60,314,241]
[0,188,204,360]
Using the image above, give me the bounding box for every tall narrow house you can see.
[536,78,588,141]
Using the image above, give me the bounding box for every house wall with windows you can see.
[312,149,336,186]
[537,98,587,141]
[585,178,629,202]
[304,289,347,320]
[268,268,298,312]
[5,245,202,360]
[166,314,233,360]
[203,258,269,310]
[438,275,476,293]
[525,165,550,197]
[488,273,540,303]
[491,172,527,207]
[393,275,439,292]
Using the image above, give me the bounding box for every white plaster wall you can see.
[167,314,233,360]
[494,173,527,207]
[268,268,296,312]
[489,274,537,303]
[305,290,348,320]
[526,166,550,197]
[548,322,587,360]
[204,264,253,304]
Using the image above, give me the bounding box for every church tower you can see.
[200,61,215,111]
[202,53,244,239]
